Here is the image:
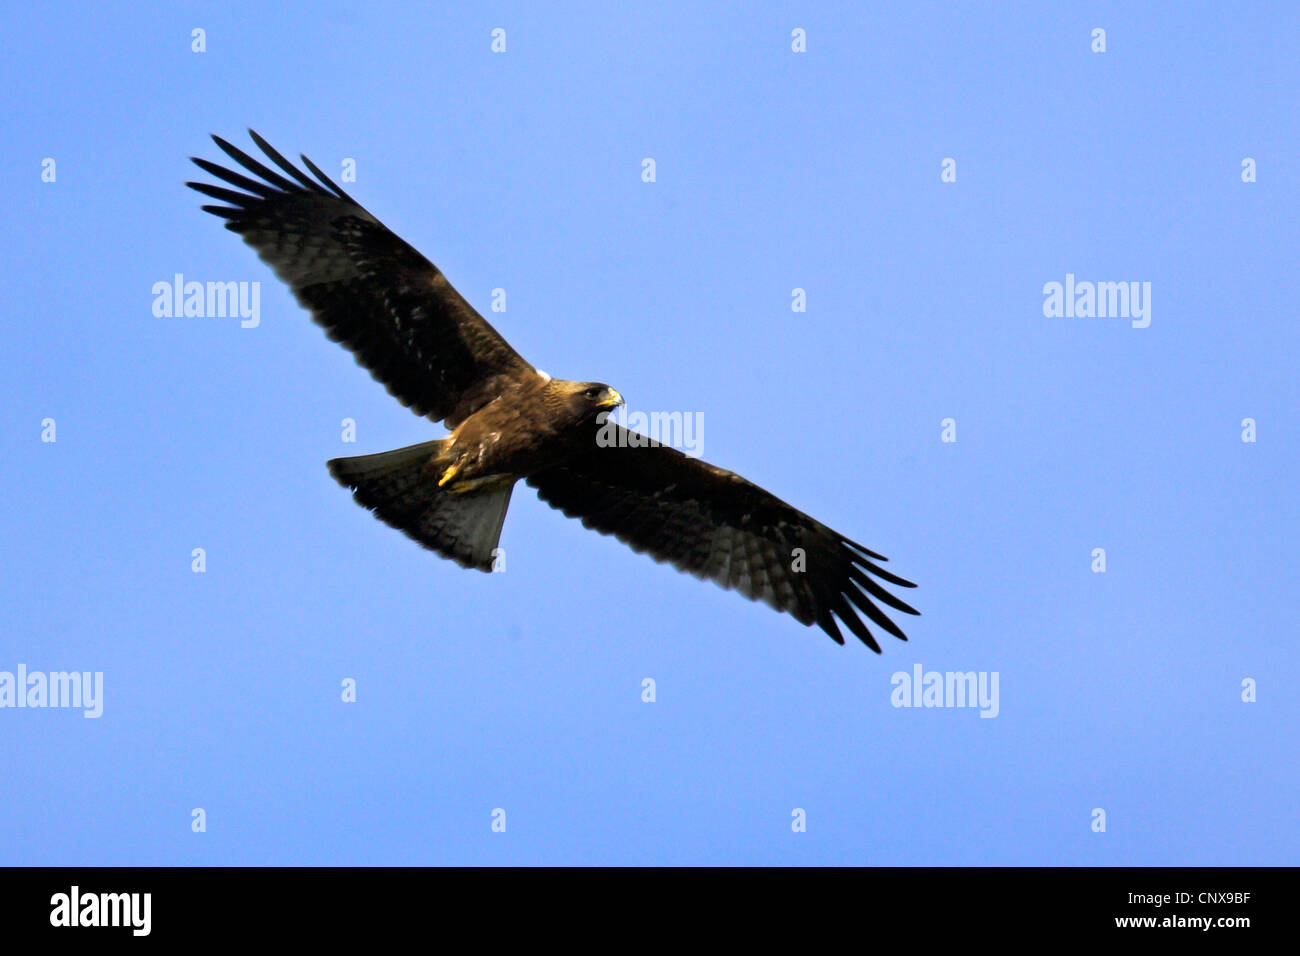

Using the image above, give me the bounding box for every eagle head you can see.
[549,380,624,423]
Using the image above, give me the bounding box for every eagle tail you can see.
[327,440,514,572]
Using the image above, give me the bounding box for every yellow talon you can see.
[437,463,460,487]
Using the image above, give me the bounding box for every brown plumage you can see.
[189,131,919,651]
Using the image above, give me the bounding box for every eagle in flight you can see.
[188,131,919,650]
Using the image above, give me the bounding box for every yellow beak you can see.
[597,388,624,409]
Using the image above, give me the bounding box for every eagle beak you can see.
[598,388,625,409]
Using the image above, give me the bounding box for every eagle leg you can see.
[437,462,461,487]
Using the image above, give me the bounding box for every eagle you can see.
[188,131,919,651]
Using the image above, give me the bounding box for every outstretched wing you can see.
[527,426,919,650]
[188,130,537,427]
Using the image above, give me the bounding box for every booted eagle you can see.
[188,131,919,650]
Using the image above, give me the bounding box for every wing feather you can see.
[527,425,918,649]
[188,130,537,426]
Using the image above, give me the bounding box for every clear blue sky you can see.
[1,1,1296,865]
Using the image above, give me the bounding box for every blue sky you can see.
[1,1,1296,865]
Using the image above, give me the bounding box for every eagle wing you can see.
[527,426,919,649]
[188,131,536,427]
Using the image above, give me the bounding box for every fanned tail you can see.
[327,439,514,571]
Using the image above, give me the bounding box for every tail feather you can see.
[327,439,514,571]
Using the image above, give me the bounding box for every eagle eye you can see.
[584,386,603,398]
